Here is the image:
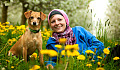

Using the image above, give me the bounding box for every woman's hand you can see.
[46,64,54,69]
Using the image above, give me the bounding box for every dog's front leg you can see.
[38,44,44,65]
[23,46,27,63]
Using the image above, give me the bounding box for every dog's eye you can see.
[30,16,34,19]
[37,17,41,20]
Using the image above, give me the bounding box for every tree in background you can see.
[0,0,92,31]
[1,0,9,24]
[106,0,120,40]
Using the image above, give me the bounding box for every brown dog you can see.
[8,11,46,65]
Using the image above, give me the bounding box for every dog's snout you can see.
[33,22,36,25]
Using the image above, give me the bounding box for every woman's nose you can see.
[55,20,59,25]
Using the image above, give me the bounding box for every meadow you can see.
[0,22,120,70]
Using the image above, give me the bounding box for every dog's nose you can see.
[33,22,36,25]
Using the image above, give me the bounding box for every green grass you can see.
[0,22,120,70]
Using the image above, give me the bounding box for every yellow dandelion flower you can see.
[107,46,110,48]
[40,50,49,55]
[11,66,14,69]
[12,38,17,42]
[77,55,85,60]
[32,53,37,59]
[61,50,66,56]
[96,67,105,70]
[29,65,40,70]
[9,25,15,30]
[97,62,101,65]
[5,25,9,28]
[115,42,118,46]
[5,22,10,24]
[55,45,62,49]
[59,38,67,44]
[65,44,79,50]
[61,50,79,57]
[92,59,95,62]
[86,63,92,67]
[97,56,102,59]
[65,45,72,50]
[8,39,13,46]
[113,57,120,60]
[6,60,10,62]
[48,50,58,57]
[0,29,4,32]
[72,44,79,50]
[85,50,95,54]
[103,48,110,55]
[71,50,80,56]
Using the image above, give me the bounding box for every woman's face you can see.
[49,14,66,33]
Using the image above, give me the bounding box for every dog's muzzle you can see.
[33,22,36,25]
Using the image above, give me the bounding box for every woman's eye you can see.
[51,20,55,23]
[58,19,62,21]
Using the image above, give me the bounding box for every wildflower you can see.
[11,66,14,69]
[102,64,104,67]
[97,56,102,59]
[8,39,13,46]
[92,59,95,62]
[65,44,79,50]
[12,38,17,42]
[6,60,10,62]
[5,22,10,24]
[5,29,8,32]
[86,63,92,67]
[40,50,49,55]
[29,65,40,70]
[12,30,16,34]
[72,50,80,56]
[9,25,15,30]
[85,50,95,54]
[113,57,120,60]
[115,42,118,46]
[5,25,9,28]
[72,44,79,50]
[59,38,67,44]
[65,45,72,50]
[96,67,105,70]
[40,50,58,57]
[61,50,79,57]
[107,46,110,48]
[0,29,4,32]
[32,53,37,59]
[97,62,101,65]
[103,48,110,55]
[55,45,62,49]
[49,50,58,57]
[77,55,85,60]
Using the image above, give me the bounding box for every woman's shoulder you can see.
[72,26,86,32]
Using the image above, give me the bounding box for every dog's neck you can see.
[29,28,40,33]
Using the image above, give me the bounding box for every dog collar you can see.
[29,28,40,33]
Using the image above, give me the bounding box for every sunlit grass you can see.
[0,22,119,70]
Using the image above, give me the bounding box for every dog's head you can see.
[24,11,46,29]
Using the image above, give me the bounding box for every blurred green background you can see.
[0,0,120,41]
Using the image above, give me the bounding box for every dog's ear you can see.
[40,12,46,20]
[24,11,32,19]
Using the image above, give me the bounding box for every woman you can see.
[45,9,104,69]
